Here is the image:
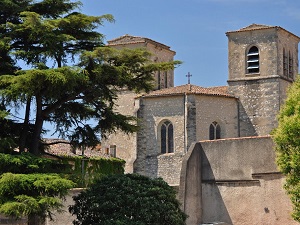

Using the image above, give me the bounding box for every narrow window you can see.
[283,48,288,76]
[157,71,161,89]
[164,71,168,88]
[161,121,174,153]
[247,46,259,74]
[209,121,221,140]
[289,51,293,79]
[109,145,116,157]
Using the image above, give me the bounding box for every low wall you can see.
[179,136,297,225]
[46,188,83,225]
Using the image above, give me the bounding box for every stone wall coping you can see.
[227,75,282,82]
[199,135,271,144]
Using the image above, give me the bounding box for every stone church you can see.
[101,24,300,225]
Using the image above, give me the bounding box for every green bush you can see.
[0,173,74,219]
[0,153,125,187]
[69,173,187,225]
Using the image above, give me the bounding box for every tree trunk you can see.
[28,214,45,225]
[30,96,44,155]
[19,97,31,152]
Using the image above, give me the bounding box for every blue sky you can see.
[79,0,300,87]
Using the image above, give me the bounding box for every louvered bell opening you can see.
[247,50,259,73]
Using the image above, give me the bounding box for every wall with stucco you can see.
[179,136,297,225]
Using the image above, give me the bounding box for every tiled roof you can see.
[107,34,173,51]
[44,139,110,158]
[226,23,300,39]
[141,84,235,98]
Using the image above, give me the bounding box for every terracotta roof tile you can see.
[141,84,235,98]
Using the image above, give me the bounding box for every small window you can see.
[247,46,259,74]
[160,120,174,153]
[209,121,221,140]
[109,145,116,157]
[157,71,161,89]
[164,71,168,88]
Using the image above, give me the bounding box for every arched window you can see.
[289,51,293,79]
[209,121,221,140]
[283,48,288,76]
[161,120,174,154]
[247,46,259,74]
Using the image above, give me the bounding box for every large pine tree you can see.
[0,0,179,155]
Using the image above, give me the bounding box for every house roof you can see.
[44,139,110,158]
[107,34,174,52]
[226,23,300,40]
[140,84,235,98]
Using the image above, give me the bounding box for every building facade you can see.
[101,24,300,225]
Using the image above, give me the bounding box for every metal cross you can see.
[186,72,192,84]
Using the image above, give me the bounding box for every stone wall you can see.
[195,95,238,140]
[228,77,282,136]
[179,136,297,225]
[134,95,186,183]
[277,29,299,80]
[134,93,239,184]
[46,189,82,225]
[108,36,176,90]
[226,26,297,137]
[101,90,138,173]
[227,28,278,80]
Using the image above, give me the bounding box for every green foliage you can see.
[0,152,125,187]
[60,156,125,187]
[0,153,70,174]
[0,119,35,154]
[0,0,180,155]
[69,173,187,225]
[273,76,300,221]
[0,173,74,219]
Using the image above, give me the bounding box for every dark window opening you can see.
[164,71,168,88]
[289,51,293,79]
[283,48,288,76]
[157,71,161,90]
[209,121,221,140]
[161,121,174,153]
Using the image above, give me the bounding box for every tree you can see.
[0,47,178,155]
[69,173,187,225]
[0,172,74,225]
[0,0,179,155]
[272,76,300,221]
[0,0,114,153]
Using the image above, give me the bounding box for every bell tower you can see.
[226,24,300,136]
[107,34,176,90]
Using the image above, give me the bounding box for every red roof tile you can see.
[141,84,235,98]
